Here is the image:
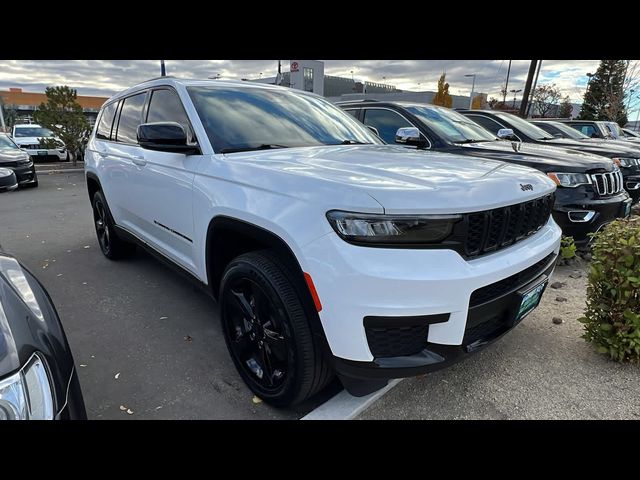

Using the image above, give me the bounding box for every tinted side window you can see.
[115,92,147,144]
[536,123,559,136]
[96,102,118,140]
[344,108,360,119]
[467,115,503,135]
[572,124,599,138]
[363,109,413,144]
[146,89,195,143]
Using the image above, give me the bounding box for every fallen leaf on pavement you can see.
[57,274,63,277]
[114,372,120,379]
[83,245,90,249]
[79,364,87,368]
[155,406,163,410]
[252,396,263,404]
[184,335,193,342]
[126,409,134,415]
[119,405,127,411]
[160,316,168,320]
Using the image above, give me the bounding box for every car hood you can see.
[12,136,61,146]
[540,138,640,158]
[223,144,556,214]
[0,147,30,163]
[459,140,615,172]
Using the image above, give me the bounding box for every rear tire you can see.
[220,250,333,407]
[91,190,135,260]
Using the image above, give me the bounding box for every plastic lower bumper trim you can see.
[333,257,557,396]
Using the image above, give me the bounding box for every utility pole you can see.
[160,60,166,77]
[526,60,543,117]
[503,59,512,103]
[0,102,6,133]
[519,60,538,118]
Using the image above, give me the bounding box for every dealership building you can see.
[0,87,108,127]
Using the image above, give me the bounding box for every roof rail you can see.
[334,99,380,104]
[143,75,177,82]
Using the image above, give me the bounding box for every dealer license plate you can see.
[37,151,48,156]
[516,280,547,322]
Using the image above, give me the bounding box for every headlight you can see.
[326,210,460,245]
[547,172,591,188]
[0,255,44,321]
[0,353,54,420]
[612,157,640,168]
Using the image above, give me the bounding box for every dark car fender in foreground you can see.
[0,252,86,420]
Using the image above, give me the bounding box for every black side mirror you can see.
[137,122,198,154]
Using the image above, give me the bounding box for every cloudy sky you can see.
[1,59,638,114]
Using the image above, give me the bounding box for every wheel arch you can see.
[205,215,330,348]
[86,171,101,201]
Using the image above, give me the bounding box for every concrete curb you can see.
[38,169,85,174]
[301,379,402,420]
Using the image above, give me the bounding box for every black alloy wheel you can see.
[220,251,333,406]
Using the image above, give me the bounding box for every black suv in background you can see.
[338,101,632,246]
[532,119,640,201]
[458,110,640,204]
[0,133,38,188]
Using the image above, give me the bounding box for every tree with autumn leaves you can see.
[432,73,453,108]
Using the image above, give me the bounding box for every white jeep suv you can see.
[85,78,561,406]
[11,124,67,162]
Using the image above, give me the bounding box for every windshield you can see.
[187,86,382,153]
[13,126,53,138]
[493,112,555,140]
[405,105,496,143]
[0,135,18,149]
[548,121,589,139]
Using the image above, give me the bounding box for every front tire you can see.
[91,190,135,259]
[220,251,333,407]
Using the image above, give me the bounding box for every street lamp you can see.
[510,89,522,110]
[465,74,477,109]
[626,89,635,112]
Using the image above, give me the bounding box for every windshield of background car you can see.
[550,122,590,139]
[405,105,496,143]
[13,127,53,138]
[187,85,383,152]
[0,135,18,149]
[493,112,555,140]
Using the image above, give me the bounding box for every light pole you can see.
[510,89,522,110]
[626,89,635,112]
[160,60,166,77]
[465,74,477,109]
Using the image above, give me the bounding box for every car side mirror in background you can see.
[366,125,380,137]
[395,127,427,148]
[137,122,198,154]
[497,128,517,140]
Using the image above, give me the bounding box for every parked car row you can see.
[337,100,635,247]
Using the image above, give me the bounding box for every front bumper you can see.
[332,252,556,394]
[19,147,66,162]
[625,175,640,204]
[301,217,561,366]
[9,162,37,185]
[552,191,632,245]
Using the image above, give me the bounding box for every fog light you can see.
[568,210,596,223]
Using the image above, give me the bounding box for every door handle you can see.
[131,155,147,167]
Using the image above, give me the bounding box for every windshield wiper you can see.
[220,144,290,154]
[332,140,371,145]
[454,139,485,144]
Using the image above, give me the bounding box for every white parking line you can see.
[301,379,402,420]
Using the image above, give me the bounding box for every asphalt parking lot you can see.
[0,171,338,419]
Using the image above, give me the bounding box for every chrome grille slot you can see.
[591,170,624,195]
